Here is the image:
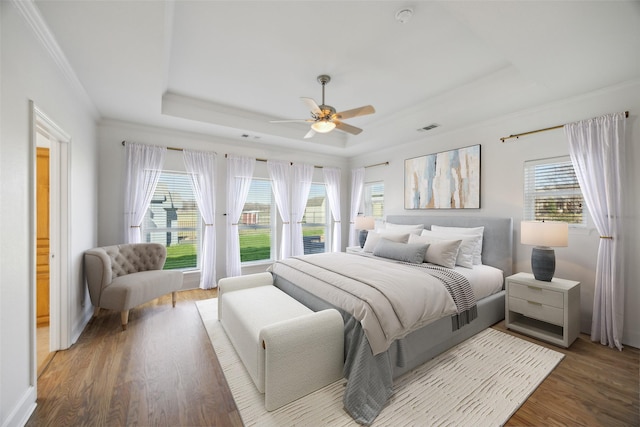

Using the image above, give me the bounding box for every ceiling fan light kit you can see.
[270,74,375,139]
[311,120,336,133]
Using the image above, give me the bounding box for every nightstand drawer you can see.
[508,296,564,326]
[508,282,563,308]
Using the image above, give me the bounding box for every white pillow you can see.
[420,229,479,269]
[382,222,424,235]
[431,225,485,265]
[363,231,410,253]
[408,234,462,269]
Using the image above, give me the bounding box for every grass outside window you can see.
[164,227,328,268]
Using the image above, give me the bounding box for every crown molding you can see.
[11,0,99,119]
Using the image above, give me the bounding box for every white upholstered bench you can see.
[218,272,344,410]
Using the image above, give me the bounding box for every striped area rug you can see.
[197,298,564,426]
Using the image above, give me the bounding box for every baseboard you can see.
[623,329,640,350]
[71,303,93,345]
[1,385,36,427]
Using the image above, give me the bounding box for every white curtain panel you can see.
[123,142,166,243]
[268,160,292,260]
[226,155,255,277]
[183,149,217,289]
[291,163,314,256]
[565,112,626,350]
[349,168,365,247]
[323,167,342,252]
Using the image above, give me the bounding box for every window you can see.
[364,181,384,219]
[302,183,329,254]
[239,179,275,263]
[524,156,585,225]
[143,171,201,270]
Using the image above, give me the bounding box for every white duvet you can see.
[270,252,459,355]
[453,264,504,300]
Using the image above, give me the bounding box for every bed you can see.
[269,215,513,425]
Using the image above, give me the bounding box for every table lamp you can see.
[354,216,375,248]
[521,220,568,281]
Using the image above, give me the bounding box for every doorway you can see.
[31,102,71,383]
[36,143,52,376]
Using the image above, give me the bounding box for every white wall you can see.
[0,3,98,426]
[96,120,350,282]
[349,80,640,348]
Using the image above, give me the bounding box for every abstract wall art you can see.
[404,144,480,209]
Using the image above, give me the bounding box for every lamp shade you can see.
[311,120,336,133]
[521,221,568,248]
[354,216,375,230]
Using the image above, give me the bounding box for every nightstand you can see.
[505,272,580,348]
[346,246,363,254]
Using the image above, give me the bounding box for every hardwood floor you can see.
[36,324,55,378]
[27,289,242,427]
[28,290,639,426]
[494,321,640,426]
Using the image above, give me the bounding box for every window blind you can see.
[302,183,328,255]
[143,171,201,270]
[523,156,585,225]
[364,181,385,219]
[239,179,273,263]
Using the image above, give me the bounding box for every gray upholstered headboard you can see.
[386,215,513,277]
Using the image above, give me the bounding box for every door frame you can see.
[30,101,71,385]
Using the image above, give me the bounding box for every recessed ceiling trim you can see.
[161,91,348,148]
[12,0,98,118]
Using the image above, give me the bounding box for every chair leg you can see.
[172,291,177,307]
[121,310,129,331]
[93,306,101,317]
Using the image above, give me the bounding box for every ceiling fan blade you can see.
[335,121,363,135]
[304,128,316,139]
[335,105,375,120]
[301,97,322,115]
[269,119,313,123]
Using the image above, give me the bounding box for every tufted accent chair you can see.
[84,243,183,330]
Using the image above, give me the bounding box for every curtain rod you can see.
[225,153,325,168]
[225,155,389,169]
[500,111,629,142]
[121,141,387,169]
[121,140,184,152]
[365,161,389,169]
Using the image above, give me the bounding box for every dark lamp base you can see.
[531,247,555,282]
[359,230,369,248]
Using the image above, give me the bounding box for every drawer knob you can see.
[527,300,542,306]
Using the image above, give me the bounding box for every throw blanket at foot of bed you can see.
[270,253,478,425]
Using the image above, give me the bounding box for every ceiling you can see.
[33,0,640,157]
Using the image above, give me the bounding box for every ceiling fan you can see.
[270,74,375,139]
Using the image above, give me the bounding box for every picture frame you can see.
[404,144,480,209]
